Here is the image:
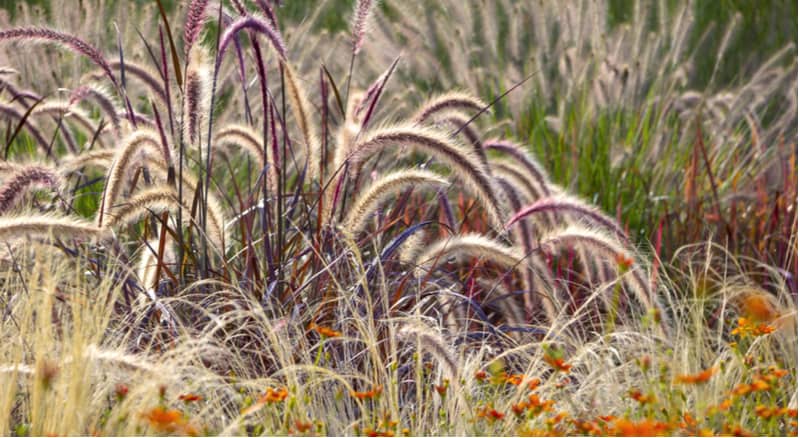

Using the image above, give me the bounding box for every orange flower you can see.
[294,419,313,433]
[574,420,602,435]
[723,423,752,436]
[546,411,568,426]
[309,322,342,338]
[768,365,789,378]
[476,405,505,422]
[114,383,129,400]
[737,290,778,322]
[511,402,528,416]
[612,418,671,437]
[754,405,779,419]
[364,428,394,437]
[732,383,751,396]
[718,398,733,411]
[750,378,771,392]
[434,380,449,396]
[141,407,185,433]
[505,374,524,386]
[475,370,488,382]
[732,316,775,338]
[179,393,202,403]
[527,378,542,390]
[682,412,697,428]
[758,325,776,335]
[527,394,555,415]
[675,367,715,384]
[615,253,634,270]
[351,385,382,400]
[543,355,572,373]
[260,386,289,403]
[629,389,655,404]
[555,377,571,389]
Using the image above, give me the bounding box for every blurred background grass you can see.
[4,0,795,87]
[3,0,793,92]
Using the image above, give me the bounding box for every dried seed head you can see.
[341,169,448,235]
[183,46,212,146]
[0,165,61,214]
[183,0,210,57]
[351,125,506,231]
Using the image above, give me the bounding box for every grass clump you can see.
[0,0,795,436]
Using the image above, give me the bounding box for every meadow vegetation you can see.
[0,0,796,435]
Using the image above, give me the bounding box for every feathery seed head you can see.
[353,124,506,231]
[351,0,377,55]
[413,91,487,124]
[0,165,61,214]
[341,169,448,235]
[183,0,210,57]
[0,27,118,89]
[184,46,212,146]
[413,233,525,278]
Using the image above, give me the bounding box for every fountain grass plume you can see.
[134,152,227,237]
[507,194,631,245]
[484,139,551,197]
[31,101,102,144]
[351,0,377,55]
[0,161,25,173]
[103,185,225,253]
[0,165,61,214]
[144,157,229,252]
[184,0,210,57]
[59,150,115,176]
[184,46,212,146]
[0,76,40,104]
[98,129,173,227]
[350,124,506,231]
[331,116,361,179]
[0,27,118,89]
[254,0,279,29]
[137,238,176,293]
[69,83,122,135]
[323,112,361,221]
[0,214,104,241]
[284,62,321,179]
[398,324,459,382]
[102,185,178,230]
[214,124,267,168]
[495,176,540,313]
[413,91,487,124]
[213,123,276,192]
[537,225,657,319]
[217,14,287,67]
[441,113,482,146]
[341,169,449,236]
[490,160,550,205]
[413,233,525,281]
[431,112,488,174]
[83,61,167,104]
